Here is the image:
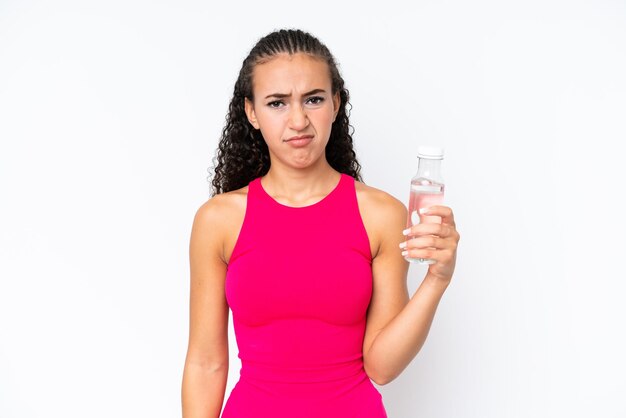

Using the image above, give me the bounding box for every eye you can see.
[306,96,325,105]
[267,100,284,108]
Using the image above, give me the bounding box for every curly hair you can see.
[208,28,363,196]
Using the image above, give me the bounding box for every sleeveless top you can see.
[222,173,388,418]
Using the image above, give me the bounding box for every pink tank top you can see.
[222,173,388,417]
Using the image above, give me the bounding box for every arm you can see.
[182,198,230,418]
[363,198,459,386]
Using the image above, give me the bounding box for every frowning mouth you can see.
[285,135,314,142]
[284,135,314,147]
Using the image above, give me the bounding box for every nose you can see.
[288,104,309,131]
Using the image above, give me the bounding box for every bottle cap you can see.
[417,145,444,160]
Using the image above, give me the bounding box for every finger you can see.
[401,247,438,261]
[406,235,447,250]
[403,222,456,239]
[404,222,451,238]
[421,205,456,227]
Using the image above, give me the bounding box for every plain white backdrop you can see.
[1,0,625,417]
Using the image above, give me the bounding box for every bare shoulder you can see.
[354,180,406,215]
[192,185,248,264]
[354,180,408,258]
[194,186,247,222]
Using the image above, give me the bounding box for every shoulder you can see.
[354,179,407,257]
[191,185,249,259]
[194,186,248,224]
[354,179,407,220]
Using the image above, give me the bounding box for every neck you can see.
[261,159,340,204]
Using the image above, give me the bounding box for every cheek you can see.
[315,109,335,126]
[257,112,284,131]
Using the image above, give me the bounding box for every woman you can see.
[181,28,460,418]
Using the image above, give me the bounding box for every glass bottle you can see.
[405,145,445,264]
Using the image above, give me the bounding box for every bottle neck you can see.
[416,158,444,182]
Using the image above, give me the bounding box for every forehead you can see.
[252,53,331,96]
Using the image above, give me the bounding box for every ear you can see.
[332,91,341,122]
[244,98,260,130]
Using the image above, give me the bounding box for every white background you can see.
[1,1,625,417]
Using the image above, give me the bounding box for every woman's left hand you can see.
[400,205,460,285]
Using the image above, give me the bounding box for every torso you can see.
[217,178,387,266]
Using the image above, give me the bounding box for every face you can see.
[244,53,340,170]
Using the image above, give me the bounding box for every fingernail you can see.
[411,210,420,225]
[402,228,411,236]
[399,241,407,249]
[401,250,408,256]
[419,207,430,215]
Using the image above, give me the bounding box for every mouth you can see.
[284,135,314,147]
[285,135,314,142]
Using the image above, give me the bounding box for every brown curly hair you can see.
[208,28,363,196]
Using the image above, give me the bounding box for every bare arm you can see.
[182,198,230,418]
[362,196,459,385]
[365,272,449,385]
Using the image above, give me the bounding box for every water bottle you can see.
[405,145,445,264]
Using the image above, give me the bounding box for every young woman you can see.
[181,29,460,418]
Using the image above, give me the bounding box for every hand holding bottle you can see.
[400,205,460,285]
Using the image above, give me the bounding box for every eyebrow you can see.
[264,88,327,100]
